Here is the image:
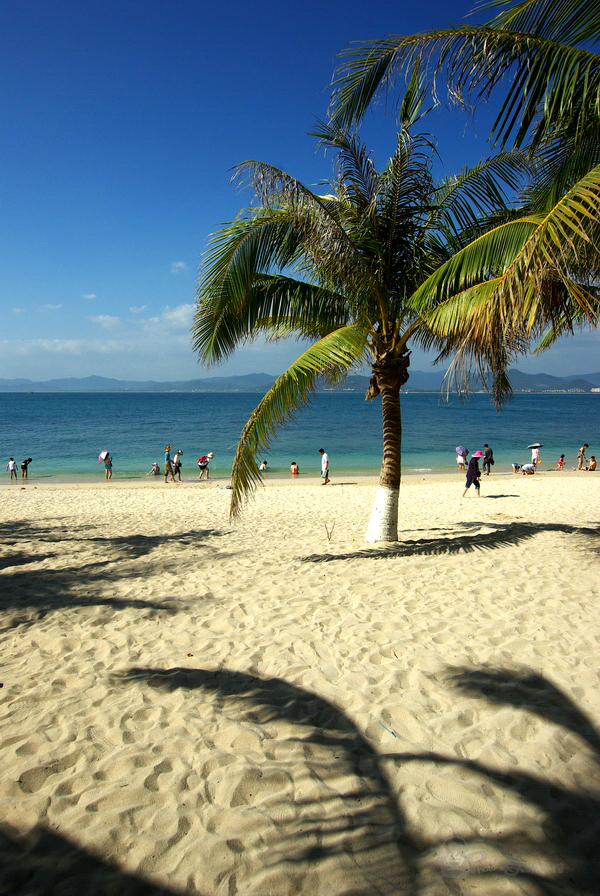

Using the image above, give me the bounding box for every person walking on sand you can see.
[556,454,566,470]
[6,458,18,481]
[21,458,32,479]
[319,448,330,484]
[577,444,589,470]
[482,444,494,476]
[462,450,483,497]
[164,446,175,482]
[173,450,183,481]
[104,453,113,480]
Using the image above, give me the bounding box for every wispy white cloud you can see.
[129,304,148,314]
[88,315,121,328]
[171,261,188,274]
[81,294,97,300]
[12,308,23,314]
[42,304,62,310]
[0,303,301,380]
[143,303,195,332]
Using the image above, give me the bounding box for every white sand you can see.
[1,471,599,894]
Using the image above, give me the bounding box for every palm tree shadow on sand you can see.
[118,667,418,895]
[114,664,600,895]
[0,824,185,896]
[300,520,600,562]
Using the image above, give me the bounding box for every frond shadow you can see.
[0,823,188,896]
[116,663,600,894]
[383,666,600,893]
[300,521,600,562]
[0,521,227,630]
[117,666,418,894]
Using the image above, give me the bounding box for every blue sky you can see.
[1,0,598,382]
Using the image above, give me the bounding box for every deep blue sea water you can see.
[1,391,599,481]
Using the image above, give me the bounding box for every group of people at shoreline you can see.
[4,443,594,483]
[459,441,594,498]
[5,457,32,480]
[156,446,215,482]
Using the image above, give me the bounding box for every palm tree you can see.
[328,0,600,355]
[193,85,527,542]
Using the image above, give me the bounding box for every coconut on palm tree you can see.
[193,82,528,542]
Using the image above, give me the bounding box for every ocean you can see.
[1,391,599,481]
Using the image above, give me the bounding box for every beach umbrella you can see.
[527,443,543,449]
[98,450,109,463]
[455,446,468,455]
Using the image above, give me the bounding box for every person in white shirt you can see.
[318,448,330,485]
[6,458,18,481]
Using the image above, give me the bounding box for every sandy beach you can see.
[1,471,599,894]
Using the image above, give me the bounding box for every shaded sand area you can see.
[1,473,600,894]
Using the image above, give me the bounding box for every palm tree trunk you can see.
[364,353,408,543]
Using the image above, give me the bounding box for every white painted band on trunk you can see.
[365,485,399,543]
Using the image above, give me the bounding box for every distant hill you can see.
[0,369,598,393]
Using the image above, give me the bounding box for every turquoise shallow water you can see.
[1,391,599,481]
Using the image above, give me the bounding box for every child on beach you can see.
[556,454,566,470]
[586,456,596,471]
[462,450,483,497]
[6,458,18,480]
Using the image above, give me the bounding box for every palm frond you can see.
[431,151,531,236]
[330,26,600,151]
[412,163,600,330]
[478,0,600,47]
[310,121,380,210]
[228,325,370,516]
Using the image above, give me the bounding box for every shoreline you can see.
[1,467,581,489]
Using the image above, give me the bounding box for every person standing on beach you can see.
[104,453,113,479]
[456,449,468,473]
[164,446,175,482]
[482,444,494,476]
[21,458,32,479]
[462,450,483,497]
[556,454,566,470]
[531,446,541,467]
[577,444,589,470]
[173,450,183,481]
[6,458,18,481]
[319,448,330,484]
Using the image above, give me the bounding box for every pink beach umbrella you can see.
[98,450,109,463]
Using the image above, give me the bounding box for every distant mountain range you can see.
[1,369,600,393]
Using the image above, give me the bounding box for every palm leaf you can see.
[330,26,600,151]
[228,325,370,516]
